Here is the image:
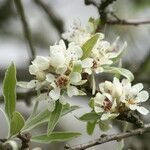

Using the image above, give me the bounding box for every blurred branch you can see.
[33,0,64,35]
[85,0,117,30]
[0,90,36,105]
[106,18,150,26]
[66,124,150,150]
[134,51,150,77]
[85,0,150,30]
[17,133,31,149]
[14,0,36,60]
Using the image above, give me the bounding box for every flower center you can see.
[56,75,69,88]
[102,98,112,112]
[92,60,98,68]
[127,99,135,105]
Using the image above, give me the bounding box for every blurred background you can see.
[0,0,150,149]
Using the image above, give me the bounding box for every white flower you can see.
[46,72,82,100]
[89,38,127,74]
[62,19,93,46]
[99,77,123,99]
[121,79,149,115]
[93,92,119,120]
[66,42,83,62]
[29,56,50,81]
[49,40,84,74]
[49,40,67,74]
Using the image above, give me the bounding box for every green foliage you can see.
[103,66,134,81]
[87,121,96,135]
[98,121,110,132]
[61,104,80,116]
[23,104,80,132]
[2,63,25,137]
[47,101,63,135]
[22,109,50,132]
[3,62,16,121]
[10,111,25,137]
[79,112,100,122]
[31,132,81,143]
[73,62,82,73]
[81,33,100,60]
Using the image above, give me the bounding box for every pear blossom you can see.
[86,38,127,74]
[92,77,149,121]
[120,79,149,115]
[93,92,119,120]
[29,56,50,81]
[62,19,93,46]
[99,77,123,99]
[46,72,82,100]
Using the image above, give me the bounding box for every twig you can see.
[106,19,150,26]
[65,124,150,150]
[85,0,117,30]
[34,0,64,35]
[17,133,31,150]
[14,0,36,60]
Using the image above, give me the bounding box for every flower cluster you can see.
[18,18,149,116]
[63,20,127,74]
[91,77,149,121]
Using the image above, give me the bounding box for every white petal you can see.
[59,40,66,50]
[131,83,143,93]
[137,91,149,102]
[17,81,31,88]
[33,56,50,70]
[94,106,104,113]
[68,42,83,58]
[29,64,38,75]
[94,93,105,106]
[129,104,137,110]
[27,80,37,88]
[84,68,92,74]
[101,113,110,120]
[67,86,79,97]
[70,72,81,83]
[46,73,55,83]
[50,53,66,68]
[49,87,60,100]
[81,58,93,68]
[136,106,149,115]
[103,93,113,102]
[56,66,67,74]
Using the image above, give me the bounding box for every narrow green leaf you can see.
[87,121,96,135]
[81,33,100,60]
[10,111,25,137]
[79,112,100,122]
[72,62,82,73]
[3,62,16,121]
[98,121,110,132]
[22,109,50,132]
[31,132,81,143]
[47,101,63,135]
[22,104,80,132]
[61,104,80,116]
[103,66,134,81]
